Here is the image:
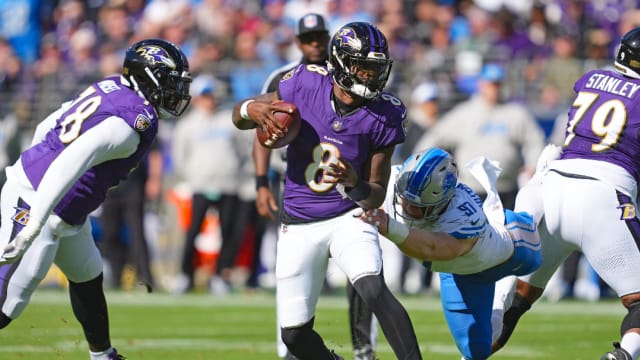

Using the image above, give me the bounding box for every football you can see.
[256,102,301,149]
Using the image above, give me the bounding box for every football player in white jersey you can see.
[360,147,542,359]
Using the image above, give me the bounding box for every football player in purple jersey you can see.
[0,39,191,360]
[256,14,377,360]
[492,27,640,360]
[233,22,421,360]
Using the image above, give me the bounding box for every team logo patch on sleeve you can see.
[12,207,30,226]
[281,69,295,82]
[135,114,151,131]
[618,203,636,220]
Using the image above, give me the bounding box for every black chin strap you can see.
[331,91,360,116]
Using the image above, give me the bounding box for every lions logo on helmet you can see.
[394,148,458,224]
[136,45,177,69]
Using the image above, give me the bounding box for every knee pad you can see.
[621,301,640,336]
[0,312,12,329]
[280,317,315,350]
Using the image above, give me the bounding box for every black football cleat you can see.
[601,342,633,360]
[107,348,126,360]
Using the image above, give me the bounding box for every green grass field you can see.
[0,288,624,359]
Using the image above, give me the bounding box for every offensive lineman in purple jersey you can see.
[492,27,640,360]
[0,39,191,360]
[233,22,422,360]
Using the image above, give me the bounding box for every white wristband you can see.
[386,217,410,245]
[240,99,255,120]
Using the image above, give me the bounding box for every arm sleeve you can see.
[27,116,140,229]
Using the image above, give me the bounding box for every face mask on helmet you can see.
[154,68,192,117]
[393,148,458,225]
[123,39,192,118]
[329,22,393,99]
[615,27,640,79]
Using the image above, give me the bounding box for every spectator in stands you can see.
[99,142,162,291]
[0,0,44,65]
[394,81,440,164]
[0,38,24,116]
[538,30,583,108]
[171,74,242,294]
[95,3,132,54]
[415,63,545,209]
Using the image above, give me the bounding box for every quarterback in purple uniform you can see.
[493,27,640,360]
[233,22,421,360]
[0,39,191,360]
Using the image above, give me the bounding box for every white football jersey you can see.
[384,166,514,274]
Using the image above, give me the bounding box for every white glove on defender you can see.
[0,225,41,265]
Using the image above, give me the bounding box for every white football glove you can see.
[535,144,562,174]
[0,226,40,265]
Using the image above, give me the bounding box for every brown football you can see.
[256,102,301,149]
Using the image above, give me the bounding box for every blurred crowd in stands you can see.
[1,0,637,296]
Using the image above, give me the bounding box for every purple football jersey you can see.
[278,64,406,220]
[561,69,640,180]
[20,76,158,225]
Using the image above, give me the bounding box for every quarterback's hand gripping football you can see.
[248,101,293,140]
[0,226,40,265]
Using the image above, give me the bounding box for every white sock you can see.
[621,332,640,359]
[491,276,517,344]
[89,347,114,360]
[493,276,517,311]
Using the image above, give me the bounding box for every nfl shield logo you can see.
[303,14,318,29]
